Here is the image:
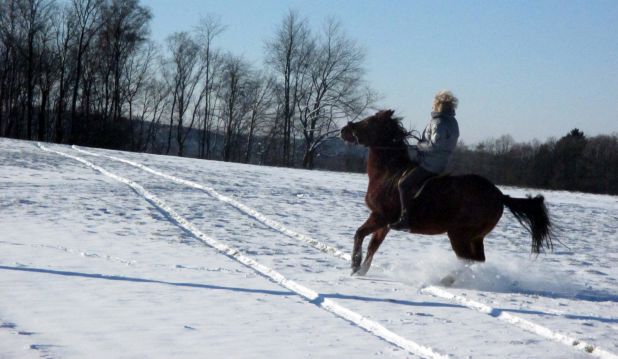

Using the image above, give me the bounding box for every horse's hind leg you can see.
[447,230,486,262]
[441,232,486,286]
[447,231,472,260]
[469,237,486,262]
[356,227,389,276]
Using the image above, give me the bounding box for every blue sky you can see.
[144,0,618,144]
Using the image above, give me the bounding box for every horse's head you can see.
[340,110,408,147]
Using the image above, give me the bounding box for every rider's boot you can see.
[389,188,412,231]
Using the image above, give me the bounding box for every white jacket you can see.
[413,111,460,173]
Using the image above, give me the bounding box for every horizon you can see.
[145,0,618,145]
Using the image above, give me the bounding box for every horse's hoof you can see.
[355,266,369,276]
[351,264,370,276]
[440,274,456,287]
[350,263,359,274]
[352,257,362,271]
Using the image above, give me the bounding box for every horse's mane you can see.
[376,110,413,145]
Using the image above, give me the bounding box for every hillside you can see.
[1,138,617,358]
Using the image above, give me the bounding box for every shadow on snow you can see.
[0,265,292,296]
[1,265,469,310]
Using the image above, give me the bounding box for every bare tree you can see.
[220,54,251,162]
[122,40,155,149]
[581,135,618,193]
[140,76,170,152]
[69,0,101,143]
[35,2,58,141]
[297,19,373,168]
[99,0,151,124]
[195,14,224,159]
[12,0,54,139]
[265,10,314,166]
[243,72,274,163]
[163,31,201,156]
[52,3,73,142]
[0,0,21,137]
[0,5,6,134]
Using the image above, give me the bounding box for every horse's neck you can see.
[366,147,413,182]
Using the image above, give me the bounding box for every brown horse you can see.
[340,110,553,276]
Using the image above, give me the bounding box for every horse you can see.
[340,109,553,276]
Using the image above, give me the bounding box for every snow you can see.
[1,138,617,358]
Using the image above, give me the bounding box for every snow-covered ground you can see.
[1,137,617,358]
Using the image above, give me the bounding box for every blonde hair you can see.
[433,90,458,113]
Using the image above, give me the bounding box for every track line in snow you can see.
[70,145,618,359]
[421,286,617,359]
[40,144,447,359]
[0,240,137,267]
[72,145,351,261]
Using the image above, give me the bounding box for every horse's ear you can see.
[376,109,395,119]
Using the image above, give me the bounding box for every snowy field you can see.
[1,137,617,358]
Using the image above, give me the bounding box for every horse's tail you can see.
[502,194,553,254]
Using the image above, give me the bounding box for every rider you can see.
[390,90,460,231]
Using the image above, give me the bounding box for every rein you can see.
[347,127,407,150]
[370,145,408,151]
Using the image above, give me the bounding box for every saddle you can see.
[401,167,447,199]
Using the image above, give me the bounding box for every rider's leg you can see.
[390,169,417,230]
[390,166,435,231]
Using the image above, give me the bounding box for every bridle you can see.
[344,121,410,150]
[352,131,361,145]
[342,121,361,145]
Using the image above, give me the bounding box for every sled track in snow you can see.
[72,146,351,261]
[70,145,618,359]
[40,144,447,359]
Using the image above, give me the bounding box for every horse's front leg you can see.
[352,213,385,275]
[356,227,390,276]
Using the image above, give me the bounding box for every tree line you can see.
[2,0,615,195]
[0,0,375,167]
[449,129,618,195]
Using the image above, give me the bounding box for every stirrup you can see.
[389,212,410,231]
